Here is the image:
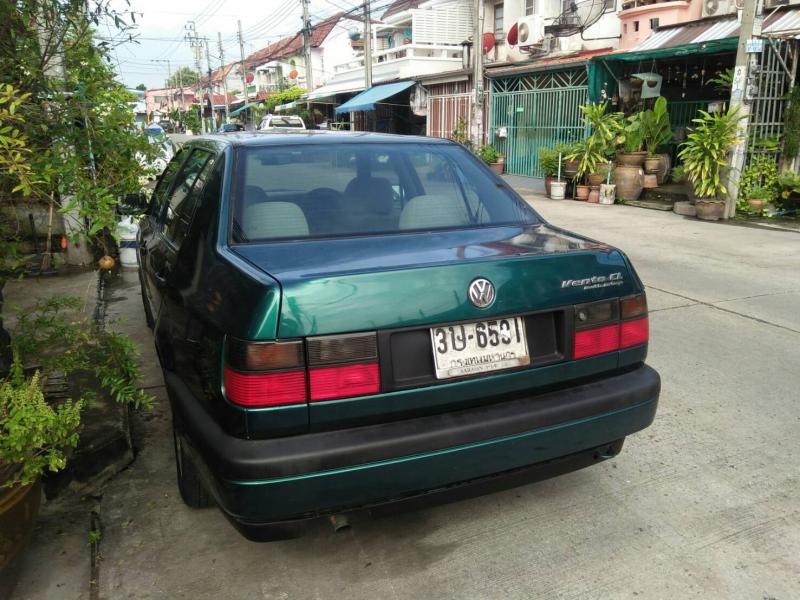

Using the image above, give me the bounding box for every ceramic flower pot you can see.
[488,162,504,175]
[614,166,644,201]
[575,184,590,200]
[544,175,554,197]
[747,198,768,212]
[644,157,661,174]
[587,186,600,203]
[695,199,726,221]
[586,173,605,187]
[615,152,647,167]
[0,478,42,571]
[550,181,566,200]
[564,160,579,179]
[599,183,616,205]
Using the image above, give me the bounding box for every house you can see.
[243,13,363,95]
[144,87,197,121]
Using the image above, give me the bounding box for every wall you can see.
[619,0,699,49]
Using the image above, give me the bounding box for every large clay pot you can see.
[544,175,553,197]
[695,199,725,221]
[747,198,767,212]
[643,173,659,188]
[644,157,661,174]
[0,478,41,571]
[614,166,644,201]
[615,151,647,167]
[575,184,590,200]
[489,162,504,175]
[586,173,605,187]
[564,160,579,179]
[656,153,671,185]
[587,186,600,203]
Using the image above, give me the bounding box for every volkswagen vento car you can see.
[136,132,660,540]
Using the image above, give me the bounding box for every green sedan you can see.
[135,131,660,540]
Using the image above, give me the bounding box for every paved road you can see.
[11,198,800,600]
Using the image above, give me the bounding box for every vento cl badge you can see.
[468,278,496,309]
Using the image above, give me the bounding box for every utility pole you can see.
[726,0,764,219]
[470,0,485,148]
[218,32,231,123]
[237,20,248,102]
[151,59,173,114]
[204,38,216,129]
[186,20,207,133]
[363,0,372,90]
[178,69,185,112]
[302,0,315,95]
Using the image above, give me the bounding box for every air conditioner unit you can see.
[517,15,546,47]
[702,0,736,18]
[763,0,795,8]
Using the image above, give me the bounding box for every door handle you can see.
[153,266,170,287]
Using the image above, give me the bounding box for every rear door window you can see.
[162,149,215,246]
[231,143,537,242]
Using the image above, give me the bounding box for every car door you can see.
[139,148,187,318]
[143,149,213,326]
[151,148,217,370]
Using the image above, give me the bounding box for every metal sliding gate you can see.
[489,69,589,178]
[747,39,794,166]
[427,93,472,139]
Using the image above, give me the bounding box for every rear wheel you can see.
[173,426,213,509]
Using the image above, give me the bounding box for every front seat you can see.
[343,176,396,232]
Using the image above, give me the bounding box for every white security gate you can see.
[427,93,472,139]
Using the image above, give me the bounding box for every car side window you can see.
[150,149,186,217]
[162,149,215,247]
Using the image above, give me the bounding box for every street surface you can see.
[10,195,800,600]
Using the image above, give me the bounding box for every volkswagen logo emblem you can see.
[468,278,496,309]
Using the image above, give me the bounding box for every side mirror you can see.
[119,192,149,215]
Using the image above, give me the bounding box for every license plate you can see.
[430,317,530,380]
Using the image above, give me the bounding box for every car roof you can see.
[188,131,454,147]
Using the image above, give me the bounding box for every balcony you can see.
[329,43,464,86]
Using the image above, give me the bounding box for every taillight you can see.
[224,339,306,407]
[307,333,379,401]
[572,294,648,359]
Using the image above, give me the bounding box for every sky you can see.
[106,0,368,90]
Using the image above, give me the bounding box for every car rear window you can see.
[231,142,538,242]
[269,117,304,128]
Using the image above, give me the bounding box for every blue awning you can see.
[334,80,415,114]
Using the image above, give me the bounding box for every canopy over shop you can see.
[330,80,425,134]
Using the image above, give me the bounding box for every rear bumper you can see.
[165,365,659,537]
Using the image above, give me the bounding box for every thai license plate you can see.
[430,317,530,380]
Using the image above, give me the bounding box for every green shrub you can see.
[477,145,500,164]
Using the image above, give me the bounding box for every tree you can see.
[135,83,147,91]
[168,67,200,88]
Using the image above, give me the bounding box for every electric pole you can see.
[363,0,372,89]
[178,69,185,112]
[151,59,173,113]
[218,32,231,122]
[302,0,315,94]
[186,20,207,133]
[726,0,764,219]
[470,0,485,148]
[204,38,216,129]
[237,20,248,102]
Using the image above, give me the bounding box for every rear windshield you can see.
[268,117,304,128]
[231,142,538,242]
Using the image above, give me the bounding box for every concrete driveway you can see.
[11,198,800,600]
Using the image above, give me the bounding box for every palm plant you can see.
[678,107,744,198]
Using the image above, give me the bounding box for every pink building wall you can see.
[619,0,702,49]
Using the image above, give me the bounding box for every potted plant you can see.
[777,171,800,209]
[565,137,604,201]
[640,97,672,174]
[1,371,81,571]
[745,186,773,213]
[579,102,621,186]
[477,145,503,175]
[678,107,743,221]
[538,147,560,197]
[615,112,647,167]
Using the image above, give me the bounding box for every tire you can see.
[173,426,213,509]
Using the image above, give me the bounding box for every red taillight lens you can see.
[573,323,620,359]
[620,316,649,348]
[309,363,379,402]
[224,367,307,407]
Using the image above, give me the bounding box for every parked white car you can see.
[258,114,306,131]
